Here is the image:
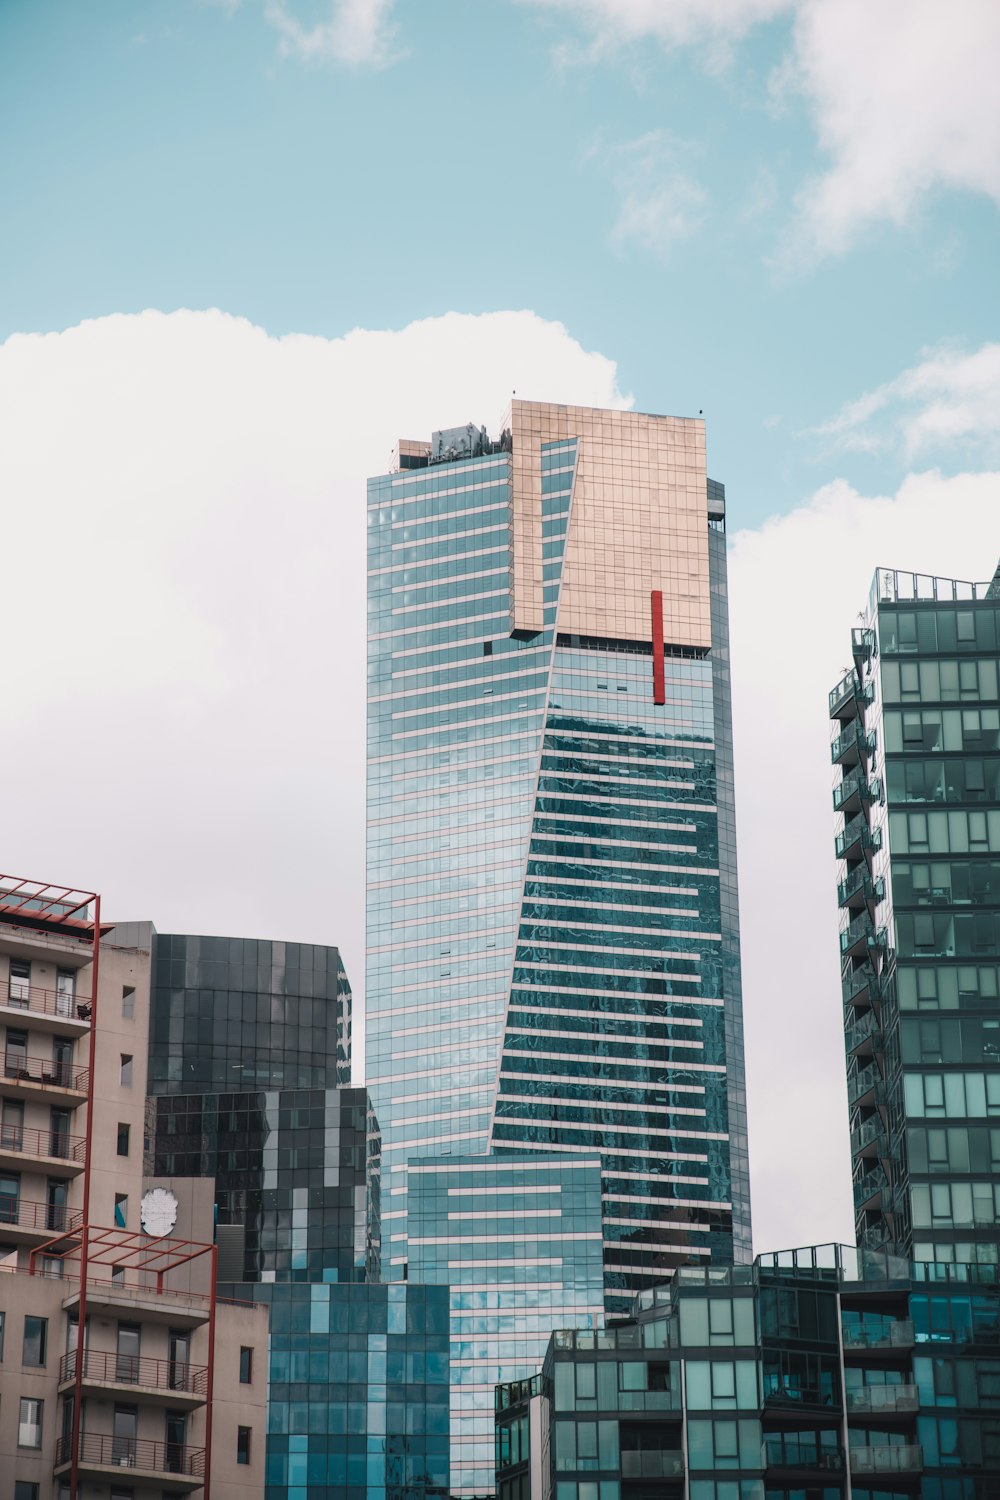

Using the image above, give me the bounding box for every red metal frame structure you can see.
[29,1227,219,1496]
[0,874,103,1500]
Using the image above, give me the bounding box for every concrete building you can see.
[367,401,752,1492]
[0,873,268,1500]
[831,567,1000,1261]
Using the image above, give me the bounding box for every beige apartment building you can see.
[0,873,267,1500]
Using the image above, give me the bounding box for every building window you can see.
[18,1396,43,1448]
[120,1054,133,1086]
[237,1426,252,1465]
[114,1194,128,1228]
[122,985,135,1019]
[15,1484,40,1500]
[239,1346,253,1383]
[8,962,30,1007]
[22,1316,47,1367]
[117,1123,130,1157]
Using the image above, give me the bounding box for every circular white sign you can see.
[140,1187,178,1238]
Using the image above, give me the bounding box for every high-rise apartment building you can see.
[0,875,268,1500]
[368,403,752,1489]
[832,565,1000,1262]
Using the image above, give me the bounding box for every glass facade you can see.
[408,1153,606,1496]
[366,405,751,1310]
[113,924,353,1093]
[257,1282,450,1500]
[832,567,1000,1262]
[497,1243,1000,1500]
[152,1085,380,1283]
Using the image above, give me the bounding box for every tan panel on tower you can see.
[508,400,710,648]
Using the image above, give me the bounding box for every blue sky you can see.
[3,0,999,1251]
[4,0,998,524]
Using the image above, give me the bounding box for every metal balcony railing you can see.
[0,1124,87,1162]
[0,1198,83,1233]
[847,1061,883,1108]
[831,721,876,766]
[843,962,880,1008]
[2,1053,88,1091]
[846,1384,918,1415]
[764,1437,843,1471]
[842,1320,914,1352]
[854,1165,889,1208]
[59,1348,210,1396]
[836,813,881,861]
[850,1444,922,1474]
[845,1010,881,1056]
[851,1112,888,1157]
[3,983,92,1022]
[55,1432,206,1477]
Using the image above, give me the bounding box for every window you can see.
[0,1308,5,1358]
[22,1316,47,1367]
[14,1484,40,1500]
[117,1123,130,1157]
[122,985,135,1020]
[239,1346,253,1384]
[237,1426,252,1465]
[18,1396,43,1448]
[114,1193,128,1228]
[120,1054,133,1086]
[8,962,30,1007]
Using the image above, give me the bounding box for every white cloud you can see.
[813,342,1000,459]
[730,470,1000,1252]
[521,0,1000,257]
[0,307,625,1076]
[783,0,1000,257]
[592,131,708,259]
[263,0,398,67]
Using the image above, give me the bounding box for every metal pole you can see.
[70,892,102,1500]
[204,1242,218,1498]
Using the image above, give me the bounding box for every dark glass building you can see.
[830,567,1000,1262]
[496,1243,1000,1500]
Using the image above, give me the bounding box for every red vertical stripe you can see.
[651,589,665,704]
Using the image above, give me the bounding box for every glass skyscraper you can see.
[832,564,1000,1263]
[368,401,750,1293]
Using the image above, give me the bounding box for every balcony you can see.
[621,1451,684,1480]
[846,1384,919,1416]
[0,1197,83,1242]
[833,768,880,818]
[829,669,864,721]
[836,813,881,863]
[845,1012,882,1061]
[852,627,875,670]
[0,983,92,1035]
[831,721,876,769]
[54,1433,206,1492]
[843,962,880,1010]
[858,1221,896,1254]
[842,1320,914,1354]
[841,911,879,962]
[850,1444,922,1476]
[59,1349,209,1406]
[851,1112,888,1159]
[838,868,884,913]
[2,1052,88,1103]
[0,1123,87,1174]
[854,1164,889,1210]
[764,1437,844,1474]
[63,1277,212,1328]
[847,1061,883,1110]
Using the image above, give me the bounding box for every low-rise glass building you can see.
[496,1243,1000,1500]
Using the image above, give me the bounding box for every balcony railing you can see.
[2,1053,88,1092]
[852,626,875,668]
[845,1010,881,1056]
[0,1124,86,1162]
[764,1437,843,1471]
[3,983,92,1023]
[841,911,877,958]
[847,1061,883,1108]
[854,1164,889,1209]
[55,1432,206,1477]
[842,1320,914,1352]
[851,1112,888,1157]
[59,1348,210,1395]
[621,1451,684,1479]
[846,1384,918,1416]
[843,962,880,1008]
[850,1444,922,1475]
[829,669,863,720]
[831,722,876,767]
[0,1197,83,1233]
[836,813,881,862]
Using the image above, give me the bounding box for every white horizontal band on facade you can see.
[496,1077,707,1101]
[491,1108,709,1130]
[527,853,720,877]
[508,986,720,1009]
[504,1033,705,1055]
[445,1208,563,1221]
[445,1258,562,1269]
[517,922,721,944]
[408,1157,601,1176]
[445,1184,564,1197]
[516,938,709,960]
[373,527,509,571]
